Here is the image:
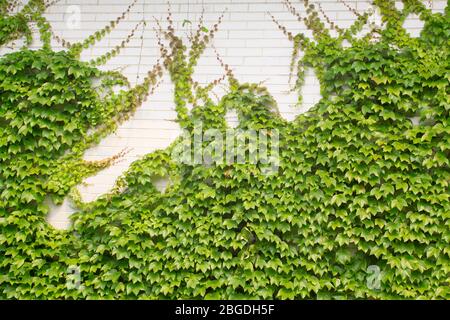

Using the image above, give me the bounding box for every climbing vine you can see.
[0,0,449,299]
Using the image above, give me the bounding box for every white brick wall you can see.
[1,0,445,229]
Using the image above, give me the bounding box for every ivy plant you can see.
[0,0,449,299]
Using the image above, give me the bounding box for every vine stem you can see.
[136,0,146,84]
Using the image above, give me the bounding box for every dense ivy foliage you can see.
[0,0,449,299]
[0,0,53,49]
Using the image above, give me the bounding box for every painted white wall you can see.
[1,0,445,229]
